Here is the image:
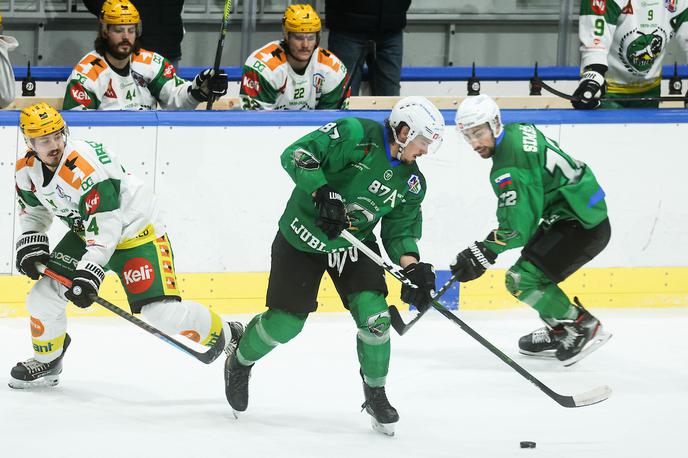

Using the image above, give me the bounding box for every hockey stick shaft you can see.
[340,230,611,408]
[339,40,374,107]
[37,265,224,364]
[540,80,687,103]
[206,0,232,110]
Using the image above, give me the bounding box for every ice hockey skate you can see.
[361,381,399,436]
[224,323,252,418]
[9,334,71,389]
[556,298,612,367]
[518,324,565,359]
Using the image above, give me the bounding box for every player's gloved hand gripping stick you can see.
[36,264,226,364]
[339,230,612,408]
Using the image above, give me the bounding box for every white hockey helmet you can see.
[455,94,503,138]
[388,96,444,155]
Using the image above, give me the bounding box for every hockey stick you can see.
[339,230,612,408]
[338,40,374,108]
[206,0,232,110]
[387,274,457,335]
[540,79,687,104]
[37,264,225,364]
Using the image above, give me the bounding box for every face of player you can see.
[31,130,66,171]
[460,123,496,159]
[397,127,437,164]
[286,33,318,62]
[105,24,137,60]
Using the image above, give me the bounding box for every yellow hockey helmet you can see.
[282,4,321,33]
[100,0,140,25]
[20,103,66,139]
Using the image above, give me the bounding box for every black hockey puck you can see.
[520,441,536,449]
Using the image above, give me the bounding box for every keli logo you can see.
[122,258,155,294]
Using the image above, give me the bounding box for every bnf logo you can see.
[122,258,155,294]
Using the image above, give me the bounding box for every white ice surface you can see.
[1,308,686,458]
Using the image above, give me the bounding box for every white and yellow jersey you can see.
[579,0,688,93]
[240,40,349,110]
[15,139,165,267]
[63,49,198,110]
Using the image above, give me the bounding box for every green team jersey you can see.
[483,123,608,255]
[279,117,426,263]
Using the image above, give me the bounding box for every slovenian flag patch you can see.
[495,173,513,188]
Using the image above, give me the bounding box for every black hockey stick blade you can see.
[540,80,687,103]
[389,274,458,335]
[38,265,225,364]
[430,300,612,408]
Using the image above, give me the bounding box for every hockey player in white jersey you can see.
[575,0,688,108]
[63,0,227,110]
[239,4,349,110]
[10,103,242,389]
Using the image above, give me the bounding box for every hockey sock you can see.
[236,309,308,365]
[349,291,390,388]
[506,260,573,320]
[27,277,69,363]
[141,300,224,345]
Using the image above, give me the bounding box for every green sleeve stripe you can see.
[148,62,170,98]
[63,80,101,110]
[580,0,621,25]
[671,8,688,31]
[16,188,41,207]
[316,78,347,109]
[240,66,279,103]
[78,178,121,218]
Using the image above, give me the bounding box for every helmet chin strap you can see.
[391,128,408,161]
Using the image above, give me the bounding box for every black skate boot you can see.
[223,321,244,356]
[224,325,252,417]
[361,380,399,436]
[518,323,565,358]
[9,334,71,389]
[556,297,612,367]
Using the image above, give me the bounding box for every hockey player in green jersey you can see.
[224,96,445,435]
[451,95,612,367]
[63,0,227,110]
[574,0,688,109]
[10,103,242,389]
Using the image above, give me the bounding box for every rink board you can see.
[1,110,687,317]
[1,266,687,317]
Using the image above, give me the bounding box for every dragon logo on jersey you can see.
[621,29,666,74]
[242,71,261,97]
[69,83,92,107]
[590,0,606,14]
[407,174,421,194]
[122,258,155,294]
[84,188,101,215]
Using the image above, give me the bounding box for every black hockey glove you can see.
[571,65,607,110]
[190,68,229,102]
[400,262,436,312]
[15,232,50,280]
[450,242,497,283]
[65,261,105,309]
[313,185,348,240]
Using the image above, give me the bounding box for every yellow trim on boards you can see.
[1,267,687,318]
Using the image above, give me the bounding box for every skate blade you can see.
[370,417,396,436]
[8,375,60,389]
[561,330,613,367]
[232,409,241,420]
[519,349,557,359]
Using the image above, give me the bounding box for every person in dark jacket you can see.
[83,0,184,66]
[325,0,411,96]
